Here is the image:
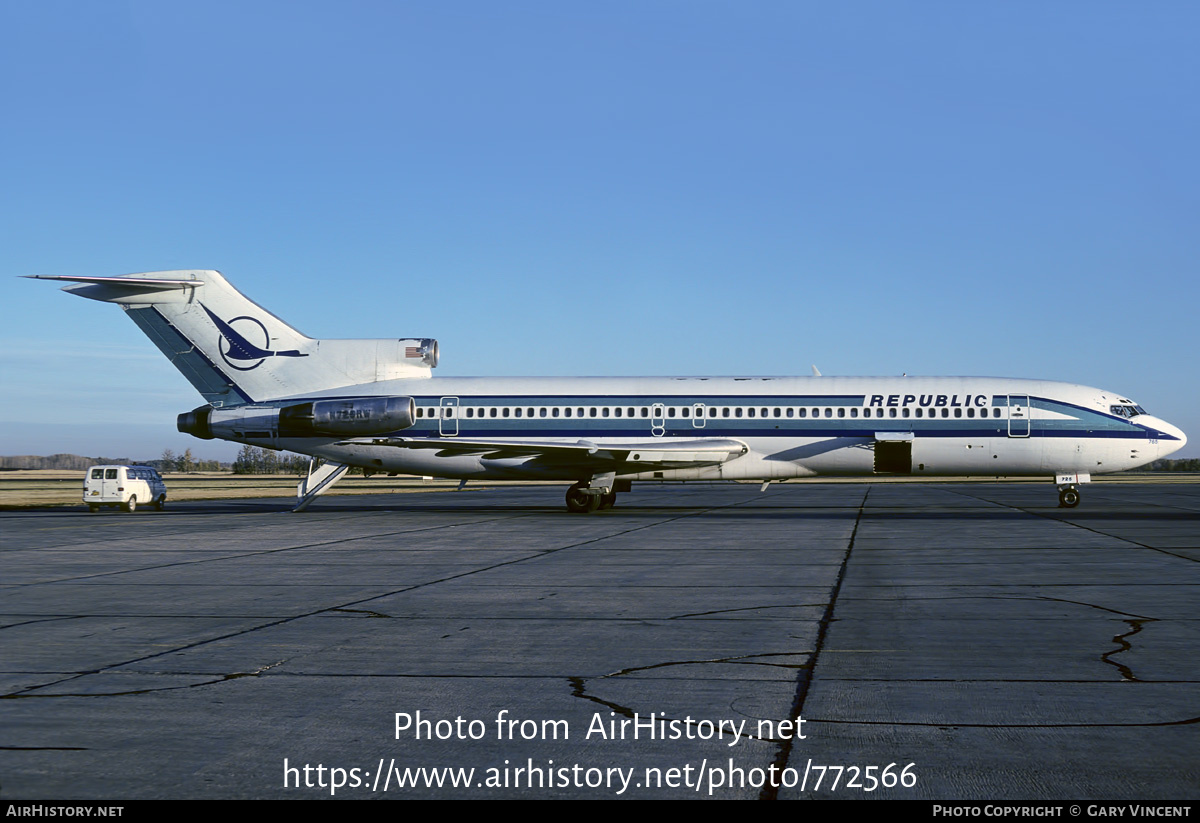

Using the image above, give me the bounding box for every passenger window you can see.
[786,408,793,418]
[849,409,857,418]
[798,408,806,418]
[722,408,730,418]
[824,408,832,418]
[748,408,756,418]
[889,408,897,418]
[708,408,717,417]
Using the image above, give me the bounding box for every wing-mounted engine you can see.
[177,397,417,440]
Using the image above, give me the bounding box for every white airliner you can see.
[30,270,1187,512]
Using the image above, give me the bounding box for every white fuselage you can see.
[224,374,1185,483]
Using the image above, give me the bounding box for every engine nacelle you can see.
[278,396,417,436]
[177,405,215,439]
[179,396,417,440]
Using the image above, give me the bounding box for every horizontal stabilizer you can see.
[25,274,202,305]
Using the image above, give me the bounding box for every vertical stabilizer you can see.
[28,270,437,405]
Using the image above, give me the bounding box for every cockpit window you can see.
[1110,404,1144,418]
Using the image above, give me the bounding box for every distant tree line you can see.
[153,449,226,473]
[231,445,311,475]
[1146,458,1200,472]
[0,454,134,471]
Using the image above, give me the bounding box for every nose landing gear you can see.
[1058,486,1081,508]
[1054,472,1089,508]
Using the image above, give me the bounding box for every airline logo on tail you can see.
[201,304,308,371]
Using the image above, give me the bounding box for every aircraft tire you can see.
[565,484,599,513]
[1058,488,1081,508]
[598,492,617,510]
[124,496,137,513]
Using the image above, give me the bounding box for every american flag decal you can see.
[405,346,421,358]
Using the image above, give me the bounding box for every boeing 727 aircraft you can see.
[30,270,1187,512]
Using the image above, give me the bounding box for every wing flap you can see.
[335,436,749,469]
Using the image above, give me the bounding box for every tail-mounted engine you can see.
[178,396,417,440]
[278,397,416,436]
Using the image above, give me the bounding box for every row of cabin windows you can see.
[414,406,1008,420]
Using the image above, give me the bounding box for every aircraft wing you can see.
[336,436,749,469]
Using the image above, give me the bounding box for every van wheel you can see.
[88,504,99,513]
[154,496,166,511]
[124,496,137,513]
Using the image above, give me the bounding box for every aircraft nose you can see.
[1147,417,1187,458]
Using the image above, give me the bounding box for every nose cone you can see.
[1140,416,1187,459]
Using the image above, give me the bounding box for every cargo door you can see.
[874,432,914,474]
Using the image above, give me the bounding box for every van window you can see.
[105,469,118,479]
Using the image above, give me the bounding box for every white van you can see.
[84,465,167,512]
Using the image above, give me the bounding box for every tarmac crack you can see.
[670,604,827,619]
[761,485,868,800]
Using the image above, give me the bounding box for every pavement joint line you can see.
[2,494,776,699]
[941,487,1200,564]
[1,512,541,589]
[760,485,869,800]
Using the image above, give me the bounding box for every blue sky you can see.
[2,1,1197,461]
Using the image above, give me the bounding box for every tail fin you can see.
[28,270,438,406]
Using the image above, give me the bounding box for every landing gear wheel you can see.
[1058,487,1081,508]
[598,492,617,510]
[154,496,166,511]
[124,496,137,513]
[565,484,601,513]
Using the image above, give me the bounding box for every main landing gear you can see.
[565,478,628,513]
